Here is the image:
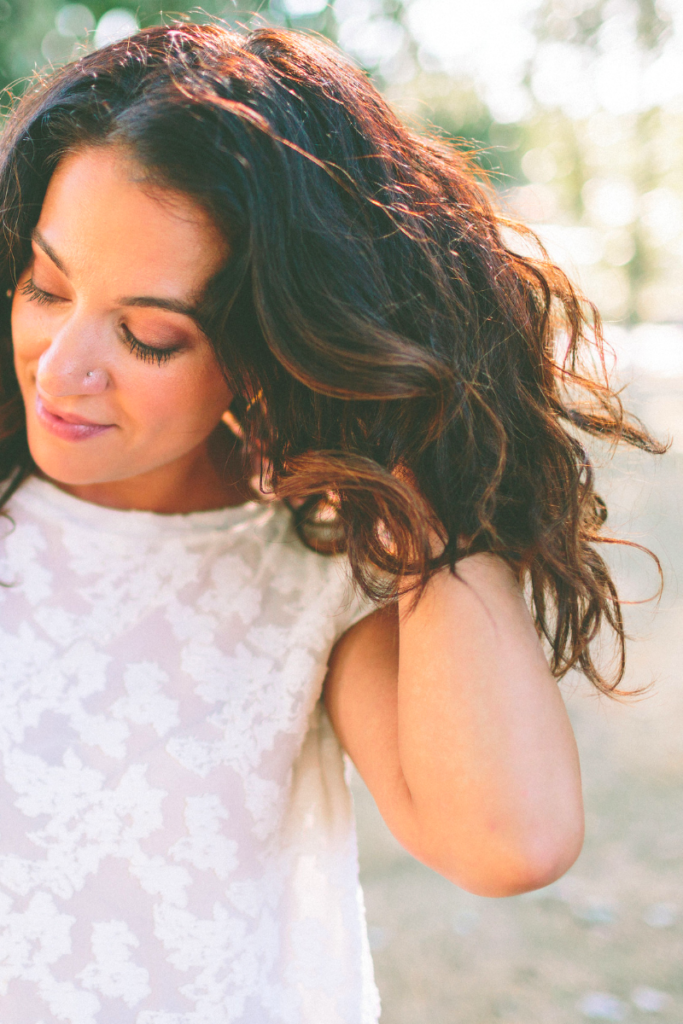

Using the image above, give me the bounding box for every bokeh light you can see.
[94,8,139,48]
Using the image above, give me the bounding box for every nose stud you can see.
[86,371,94,378]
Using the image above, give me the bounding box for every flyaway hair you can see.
[0,23,664,692]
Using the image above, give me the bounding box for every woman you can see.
[0,22,659,1023]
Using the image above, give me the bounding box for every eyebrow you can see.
[118,295,200,319]
[31,228,201,322]
[33,228,69,276]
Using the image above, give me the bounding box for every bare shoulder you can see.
[326,602,398,690]
[323,603,406,812]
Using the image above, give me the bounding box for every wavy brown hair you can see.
[0,23,663,692]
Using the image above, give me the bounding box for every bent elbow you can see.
[494,834,584,896]
[470,823,585,897]
[418,819,585,898]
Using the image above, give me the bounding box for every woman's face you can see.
[12,145,235,510]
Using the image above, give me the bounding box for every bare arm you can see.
[324,553,584,897]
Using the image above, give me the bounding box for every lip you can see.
[35,394,115,442]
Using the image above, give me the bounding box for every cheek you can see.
[120,358,231,436]
[193,361,233,419]
[11,290,58,391]
[11,297,44,373]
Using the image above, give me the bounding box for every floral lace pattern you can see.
[0,478,380,1023]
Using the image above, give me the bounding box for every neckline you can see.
[11,474,271,537]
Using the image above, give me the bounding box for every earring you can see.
[244,389,264,413]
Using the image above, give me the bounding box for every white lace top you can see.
[0,476,380,1024]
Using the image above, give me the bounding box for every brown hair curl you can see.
[0,23,663,692]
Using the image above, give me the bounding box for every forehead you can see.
[37,146,228,298]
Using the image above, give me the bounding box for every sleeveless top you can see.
[0,477,380,1024]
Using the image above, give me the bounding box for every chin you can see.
[30,457,111,488]
[27,436,117,488]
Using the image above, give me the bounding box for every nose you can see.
[35,321,109,398]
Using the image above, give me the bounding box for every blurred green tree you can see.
[1,0,681,323]
[0,0,329,92]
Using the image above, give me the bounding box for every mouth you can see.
[35,394,115,441]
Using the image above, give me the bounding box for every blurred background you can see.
[2,1,683,1021]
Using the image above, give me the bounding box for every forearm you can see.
[325,553,584,895]
[394,553,583,892]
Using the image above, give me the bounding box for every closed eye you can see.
[120,323,180,366]
[20,278,66,306]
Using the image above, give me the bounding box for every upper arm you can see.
[324,604,423,854]
[324,604,397,763]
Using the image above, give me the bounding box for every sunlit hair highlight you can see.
[0,23,664,692]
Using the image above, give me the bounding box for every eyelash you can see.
[120,324,178,366]
[20,277,60,306]
[21,277,180,367]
